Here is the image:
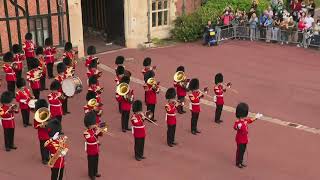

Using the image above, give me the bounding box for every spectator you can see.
[287,17,296,42]
[307,0,316,17]
[272,15,281,41]
[297,17,306,47]
[267,6,274,18]
[203,21,213,45]
[221,10,233,26]
[291,0,302,21]
[310,19,320,46]
[304,12,314,30]
[280,18,289,44]
[264,15,273,42]
[249,13,259,41]
[231,10,241,39]
[259,10,269,39]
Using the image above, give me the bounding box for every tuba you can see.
[147,78,160,93]
[88,98,103,115]
[34,107,51,123]
[116,83,133,102]
[174,71,186,82]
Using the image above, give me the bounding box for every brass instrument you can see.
[96,87,104,94]
[29,68,43,81]
[4,104,19,114]
[88,98,103,115]
[48,136,68,168]
[92,57,100,64]
[34,107,51,123]
[141,111,158,126]
[174,71,189,88]
[11,62,19,70]
[147,78,160,93]
[66,67,75,77]
[116,83,133,102]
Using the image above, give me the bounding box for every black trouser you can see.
[26,57,33,71]
[21,109,30,126]
[177,96,185,112]
[167,125,176,145]
[236,143,247,165]
[32,89,40,99]
[146,104,155,120]
[39,139,49,162]
[15,70,22,80]
[118,102,122,113]
[62,98,68,114]
[47,63,54,78]
[121,110,130,130]
[215,104,223,122]
[134,138,145,158]
[7,81,16,95]
[40,76,46,90]
[51,167,64,180]
[3,128,14,149]
[191,112,199,132]
[87,155,99,178]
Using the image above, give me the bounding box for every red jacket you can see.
[55,74,66,93]
[38,56,47,76]
[27,69,41,90]
[48,92,63,117]
[214,84,225,105]
[298,20,306,31]
[13,53,25,71]
[131,114,146,138]
[84,128,102,156]
[85,56,97,67]
[2,64,16,82]
[63,51,76,68]
[188,91,203,113]
[116,90,133,111]
[144,84,158,105]
[87,68,101,78]
[0,104,17,129]
[291,2,302,12]
[44,139,65,168]
[165,102,177,125]
[83,105,101,124]
[174,81,187,97]
[233,118,254,144]
[44,46,56,64]
[15,87,32,110]
[23,40,35,58]
[88,85,103,103]
[141,67,155,76]
[34,119,50,140]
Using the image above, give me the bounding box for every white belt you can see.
[1,117,14,121]
[46,55,54,57]
[49,104,62,107]
[216,95,223,97]
[166,113,176,116]
[191,103,200,105]
[7,73,15,75]
[86,142,98,145]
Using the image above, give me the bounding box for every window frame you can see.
[151,0,170,28]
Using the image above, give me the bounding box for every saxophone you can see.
[48,136,68,168]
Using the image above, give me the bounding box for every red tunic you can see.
[55,74,66,93]
[214,84,225,105]
[63,51,76,68]
[34,119,50,140]
[85,56,97,67]
[116,90,133,111]
[0,104,17,129]
[15,87,32,110]
[26,69,41,90]
[188,91,203,113]
[44,139,65,168]
[165,102,177,125]
[44,47,56,64]
[83,105,101,124]
[22,40,35,58]
[144,84,157,105]
[131,114,146,138]
[84,128,102,156]
[13,53,25,71]
[233,118,254,144]
[87,68,101,78]
[141,67,155,76]
[2,64,16,82]
[48,92,63,117]
[88,85,103,103]
[174,81,187,97]
[38,56,47,76]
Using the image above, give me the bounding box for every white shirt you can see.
[304,17,314,29]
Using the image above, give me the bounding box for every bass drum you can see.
[62,76,83,97]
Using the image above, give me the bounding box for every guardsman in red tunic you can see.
[188,79,204,135]
[173,66,188,114]
[114,56,125,73]
[44,38,57,79]
[84,92,103,125]
[85,46,99,68]
[87,60,102,85]
[2,52,16,95]
[44,119,67,180]
[165,88,178,147]
[0,91,18,151]
[63,57,75,78]
[143,70,160,122]
[88,76,103,105]
[131,100,146,161]
[116,76,134,132]
[48,80,64,126]
[36,47,48,90]
[26,58,41,99]
[12,44,25,79]
[84,111,103,180]
[34,99,50,164]
[55,63,69,115]
[22,33,36,70]
[141,57,156,76]
[15,78,33,127]
[63,42,78,69]
[233,103,263,168]
[115,66,125,113]
[214,73,231,124]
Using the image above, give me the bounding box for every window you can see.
[151,0,169,27]
[30,18,49,46]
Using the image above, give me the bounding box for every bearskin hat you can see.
[115,56,125,65]
[12,44,21,54]
[35,99,48,111]
[88,76,98,86]
[30,58,40,69]
[57,62,66,73]
[36,46,44,55]
[16,78,26,88]
[63,57,72,66]
[89,60,98,69]
[143,57,152,66]
[50,80,61,91]
[64,42,73,51]
[236,102,249,119]
[176,66,185,72]
[188,78,199,91]
[86,91,96,101]
[25,32,32,40]
[47,119,62,137]
[215,73,224,84]
[144,70,155,83]
[84,111,97,128]
[45,38,53,46]
[3,52,13,62]
[132,100,143,113]
[120,75,130,84]
[165,87,176,100]
[116,66,125,76]
[87,46,96,55]
[1,91,13,104]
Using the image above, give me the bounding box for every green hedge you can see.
[172,0,269,42]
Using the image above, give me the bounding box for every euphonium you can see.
[147,78,159,92]
[116,83,130,96]
[88,98,103,115]
[174,71,186,82]
[35,107,51,123]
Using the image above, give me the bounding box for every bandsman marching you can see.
[63,42,77,69]
[15,78,33,127]
[55,63,69,115]
[131,100,146,161]
[26,58,41,99]
[188,79,204,135]
[142,57,156,76]
[84,91,103,125]
[36,46,48,90]
[12,44,25,80]
[165,88,178,147]
[173,66,188,114]
[22,33,35,70]
[85,46,99,68]
[115,56,125,72]
[214,73,231,123]
[143,70,160,122]
[2,52,17,95]
[44,38,57,79]
[48,80,64,130]
[88,76,103,105]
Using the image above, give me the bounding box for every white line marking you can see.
[98,63,320,135]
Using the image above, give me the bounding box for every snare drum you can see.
[28,99,37,109]
[62,76,83,97]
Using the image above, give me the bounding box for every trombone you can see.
[141,111,158,126]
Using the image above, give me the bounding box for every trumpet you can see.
[95,122,113,136]
[96,87,104,94]
[29,69,43,81]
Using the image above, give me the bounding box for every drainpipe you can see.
[147,0,151,43]
[182,0,186,15]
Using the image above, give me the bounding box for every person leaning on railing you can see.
[287,17,296,43]
[297,17,306,47]
[264,15,273,42]
[272,15,281,41]
[311,19,320,46]
[280,17,289,44]
[259,11,268,39]
[249,13,259,41]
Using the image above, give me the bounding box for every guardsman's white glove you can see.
[255,113,263,119]
[52,132,59,140]
[237,123,242,129]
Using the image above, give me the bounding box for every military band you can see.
[84,92,103,125]
[63,42,77,69]
[48,80,64,127]
[55,63,69,115]
[36,47,48,91]
[85,46,98,68]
